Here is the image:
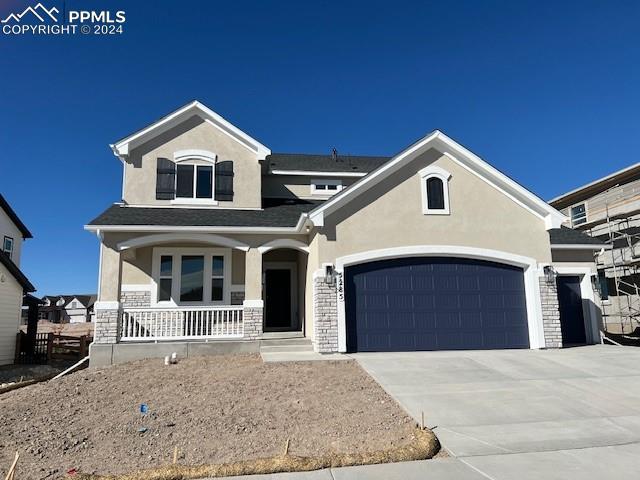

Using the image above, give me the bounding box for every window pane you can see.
[598,269,609,301]
[327,184,338,190]
[211,278,224,301]
[212,256,224,276]
[160,255,172,276]
[159,278,172,301]
[571,204,587,225]
[426,177,445,210]
[180,256,204,301]
[316,184,327,190]
[196,166,213,198]
[176,165,194,198]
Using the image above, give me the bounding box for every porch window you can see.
[159,255,173,301]
[153,248,231,305]
[180,255,204,302]
[211,256,224,301]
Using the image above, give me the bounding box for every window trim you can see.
[419,165,451,215]
[310,179,343,196]
[170,153,218,206]
[151,247,232,306]
[570,202,587,227]
[2,236,14,259]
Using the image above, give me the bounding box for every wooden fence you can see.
[15,333,92,364]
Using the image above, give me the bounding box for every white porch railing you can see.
[121,306,244,341]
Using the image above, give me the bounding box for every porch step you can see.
[261,351,349,362]
[261,331,304,340]
[260,337,311,346]
[260,344,314,353]
[259,338,349,362]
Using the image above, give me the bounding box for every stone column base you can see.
[94,302,121,344]
[243,300,263,340]
[539,277,562,348]
[313,276,338,353]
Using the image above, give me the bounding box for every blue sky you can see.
[1,0,639,295]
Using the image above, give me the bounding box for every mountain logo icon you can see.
[1,3,59,23]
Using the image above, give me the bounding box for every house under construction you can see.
[550,162,640,338]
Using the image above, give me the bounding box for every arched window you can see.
[419,165,451,215]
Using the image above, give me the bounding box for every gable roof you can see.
[266,153,390,175]
[110,100,271,160]
[86,199,322,232]
[308,130,567,230]
[40,294,97,308]
[0,194,32,238]
[0,250,34,292]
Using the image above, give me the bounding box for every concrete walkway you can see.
[211,345,640,479]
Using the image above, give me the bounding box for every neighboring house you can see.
[0,194,35,365]
[85,101,605,366]
[550,163,640,335]
[40,294,97,323]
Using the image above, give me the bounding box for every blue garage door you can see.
[345,257,529,352]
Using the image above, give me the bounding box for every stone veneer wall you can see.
[94,309,120,344]
[243,306,263,340]
[120,290,151,308]
[539,277,562,348]
[313,277,338,353]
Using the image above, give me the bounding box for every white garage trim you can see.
[333,245,546,352]
[553,266,599,344]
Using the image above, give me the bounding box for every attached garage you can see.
[344,257,530,352]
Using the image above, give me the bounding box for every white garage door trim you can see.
[334,245,545,352]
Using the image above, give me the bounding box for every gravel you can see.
[0,354,415,479]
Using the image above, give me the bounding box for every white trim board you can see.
[332,245,546,353]
[110,101,271,160]
[117,233,250,252]
[270,169,367,177]
[308,130,567,229]
[551,244,610,250]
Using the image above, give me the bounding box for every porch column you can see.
[539,276,562,348]
[94,242,122,344]
[242,247,263,340]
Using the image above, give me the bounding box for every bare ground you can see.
[0,355,418,480]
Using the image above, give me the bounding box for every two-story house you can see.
[40,294,97,324]
[85,101,606,366]
[550,163,640,337]
[0,194,35,365]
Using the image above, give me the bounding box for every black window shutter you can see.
[215,161,234,201]
[156,158,176,200]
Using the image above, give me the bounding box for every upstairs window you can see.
[176,165,213,199]
[570,203,587,226]
[2,236,13,259]
[419,165,451,215]
[311,179,342,196]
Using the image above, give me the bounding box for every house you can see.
[0,194,35,365]
[550,162,640,336]
[39,294,97,324]
[85,101,606,366]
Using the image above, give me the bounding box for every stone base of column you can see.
[539,277,562,348]
[313,276,338,353]
[243,300,263,340]
[94,301,121,344]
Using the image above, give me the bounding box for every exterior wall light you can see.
[325,264,336,286]
[543,265,557,284]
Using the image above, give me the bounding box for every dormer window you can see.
[311,179,342,196]
[419,165,451,215]
[176,164,213,199]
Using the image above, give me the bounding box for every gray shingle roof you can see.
[88,200,323,228]
[266,153,390,173]
[548,227,605,246]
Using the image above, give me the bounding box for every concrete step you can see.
[261,331,304,339]
[260,344,314,353]
[260,337,311,346]
[261,351,350,363]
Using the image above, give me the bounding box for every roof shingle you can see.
[266,153,390,174]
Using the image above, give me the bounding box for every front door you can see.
[264,268,293,331]
[557,276,587,346]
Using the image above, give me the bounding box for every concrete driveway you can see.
[353,345,640,479]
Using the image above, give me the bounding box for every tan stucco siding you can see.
[262,175,358,199]
[124,116,261,208]
[316,150,552,265]
[0,261,21,365]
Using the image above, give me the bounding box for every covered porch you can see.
[93,232,310,347]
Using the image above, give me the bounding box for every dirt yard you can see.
[0,354,419,479]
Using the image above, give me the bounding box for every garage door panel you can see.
[345,257,529,352]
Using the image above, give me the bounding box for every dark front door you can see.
[557,276,587,345]
[345,257,530,352]
[264,269,293,331]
